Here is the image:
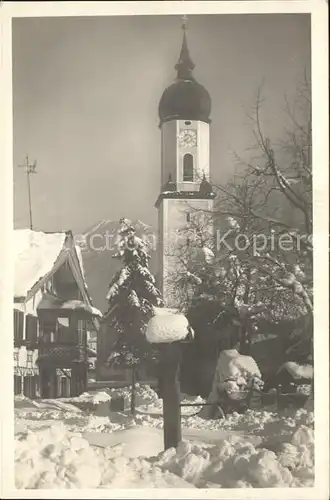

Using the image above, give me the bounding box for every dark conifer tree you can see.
[105,218,163,412]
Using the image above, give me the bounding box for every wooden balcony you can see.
[14,338,39,349]
[37,343,88,367]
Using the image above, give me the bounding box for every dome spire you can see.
[158,15,211,125]
[175,15,195,81]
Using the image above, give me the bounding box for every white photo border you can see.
[0,1,328,499]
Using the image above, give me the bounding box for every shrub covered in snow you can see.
[201,349,264,416]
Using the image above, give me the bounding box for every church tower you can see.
[156,19,215,307]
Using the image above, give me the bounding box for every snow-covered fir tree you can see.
[105,218,163,410]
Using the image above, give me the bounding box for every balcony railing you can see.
[38,343,88,365]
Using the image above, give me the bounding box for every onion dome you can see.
[199,173,213,195]
[159,20,211,126]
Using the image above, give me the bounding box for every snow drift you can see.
[15,423,193,489]
[15,407,314,489]
[14,385,314,489]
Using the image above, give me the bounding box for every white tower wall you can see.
[158,197,214,307]
[161,120,210,192]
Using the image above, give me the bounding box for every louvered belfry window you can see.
[183,153,194,182]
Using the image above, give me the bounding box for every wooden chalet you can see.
[13,229,101,399]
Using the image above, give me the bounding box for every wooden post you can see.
[159,342,182,450]
[50,370,57,398]
[84,364,88,393]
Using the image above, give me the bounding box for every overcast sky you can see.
[13,14,310,234]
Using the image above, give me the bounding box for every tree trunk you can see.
[130,365,137,415]
[239,322,250,355]
[239,269,251,355]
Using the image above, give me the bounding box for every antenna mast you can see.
[18,155,37,230]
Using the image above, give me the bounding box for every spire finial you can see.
[182,14,188,31]
[175,15,195,80]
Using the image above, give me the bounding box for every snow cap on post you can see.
[146,307,192,343]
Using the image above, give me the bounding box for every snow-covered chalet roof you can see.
[14,229,67,298]
[14,230,100,319]
[75,244,89,291]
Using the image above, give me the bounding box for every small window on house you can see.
[61,377,70,398]
[186,213,191,223]
[14,375,22,395]
[14,310,24,341]
[26,351,33,365]
[183,154,194,182]
[78,320,86,345]
[23,376,37,399]
[39,318,57,343]
[45,277,56,295]
[57,317,72,343]
[26,315,38,343]
[186,237,191,247]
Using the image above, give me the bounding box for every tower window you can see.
[185,121,192,126]
[183,153,194,182]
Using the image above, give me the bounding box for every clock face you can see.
[178,129,197,148]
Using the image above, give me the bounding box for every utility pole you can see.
[18,156,37,230]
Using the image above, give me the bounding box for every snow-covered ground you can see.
[14,384,314,489]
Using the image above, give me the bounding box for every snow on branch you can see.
[106,267,131,301]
